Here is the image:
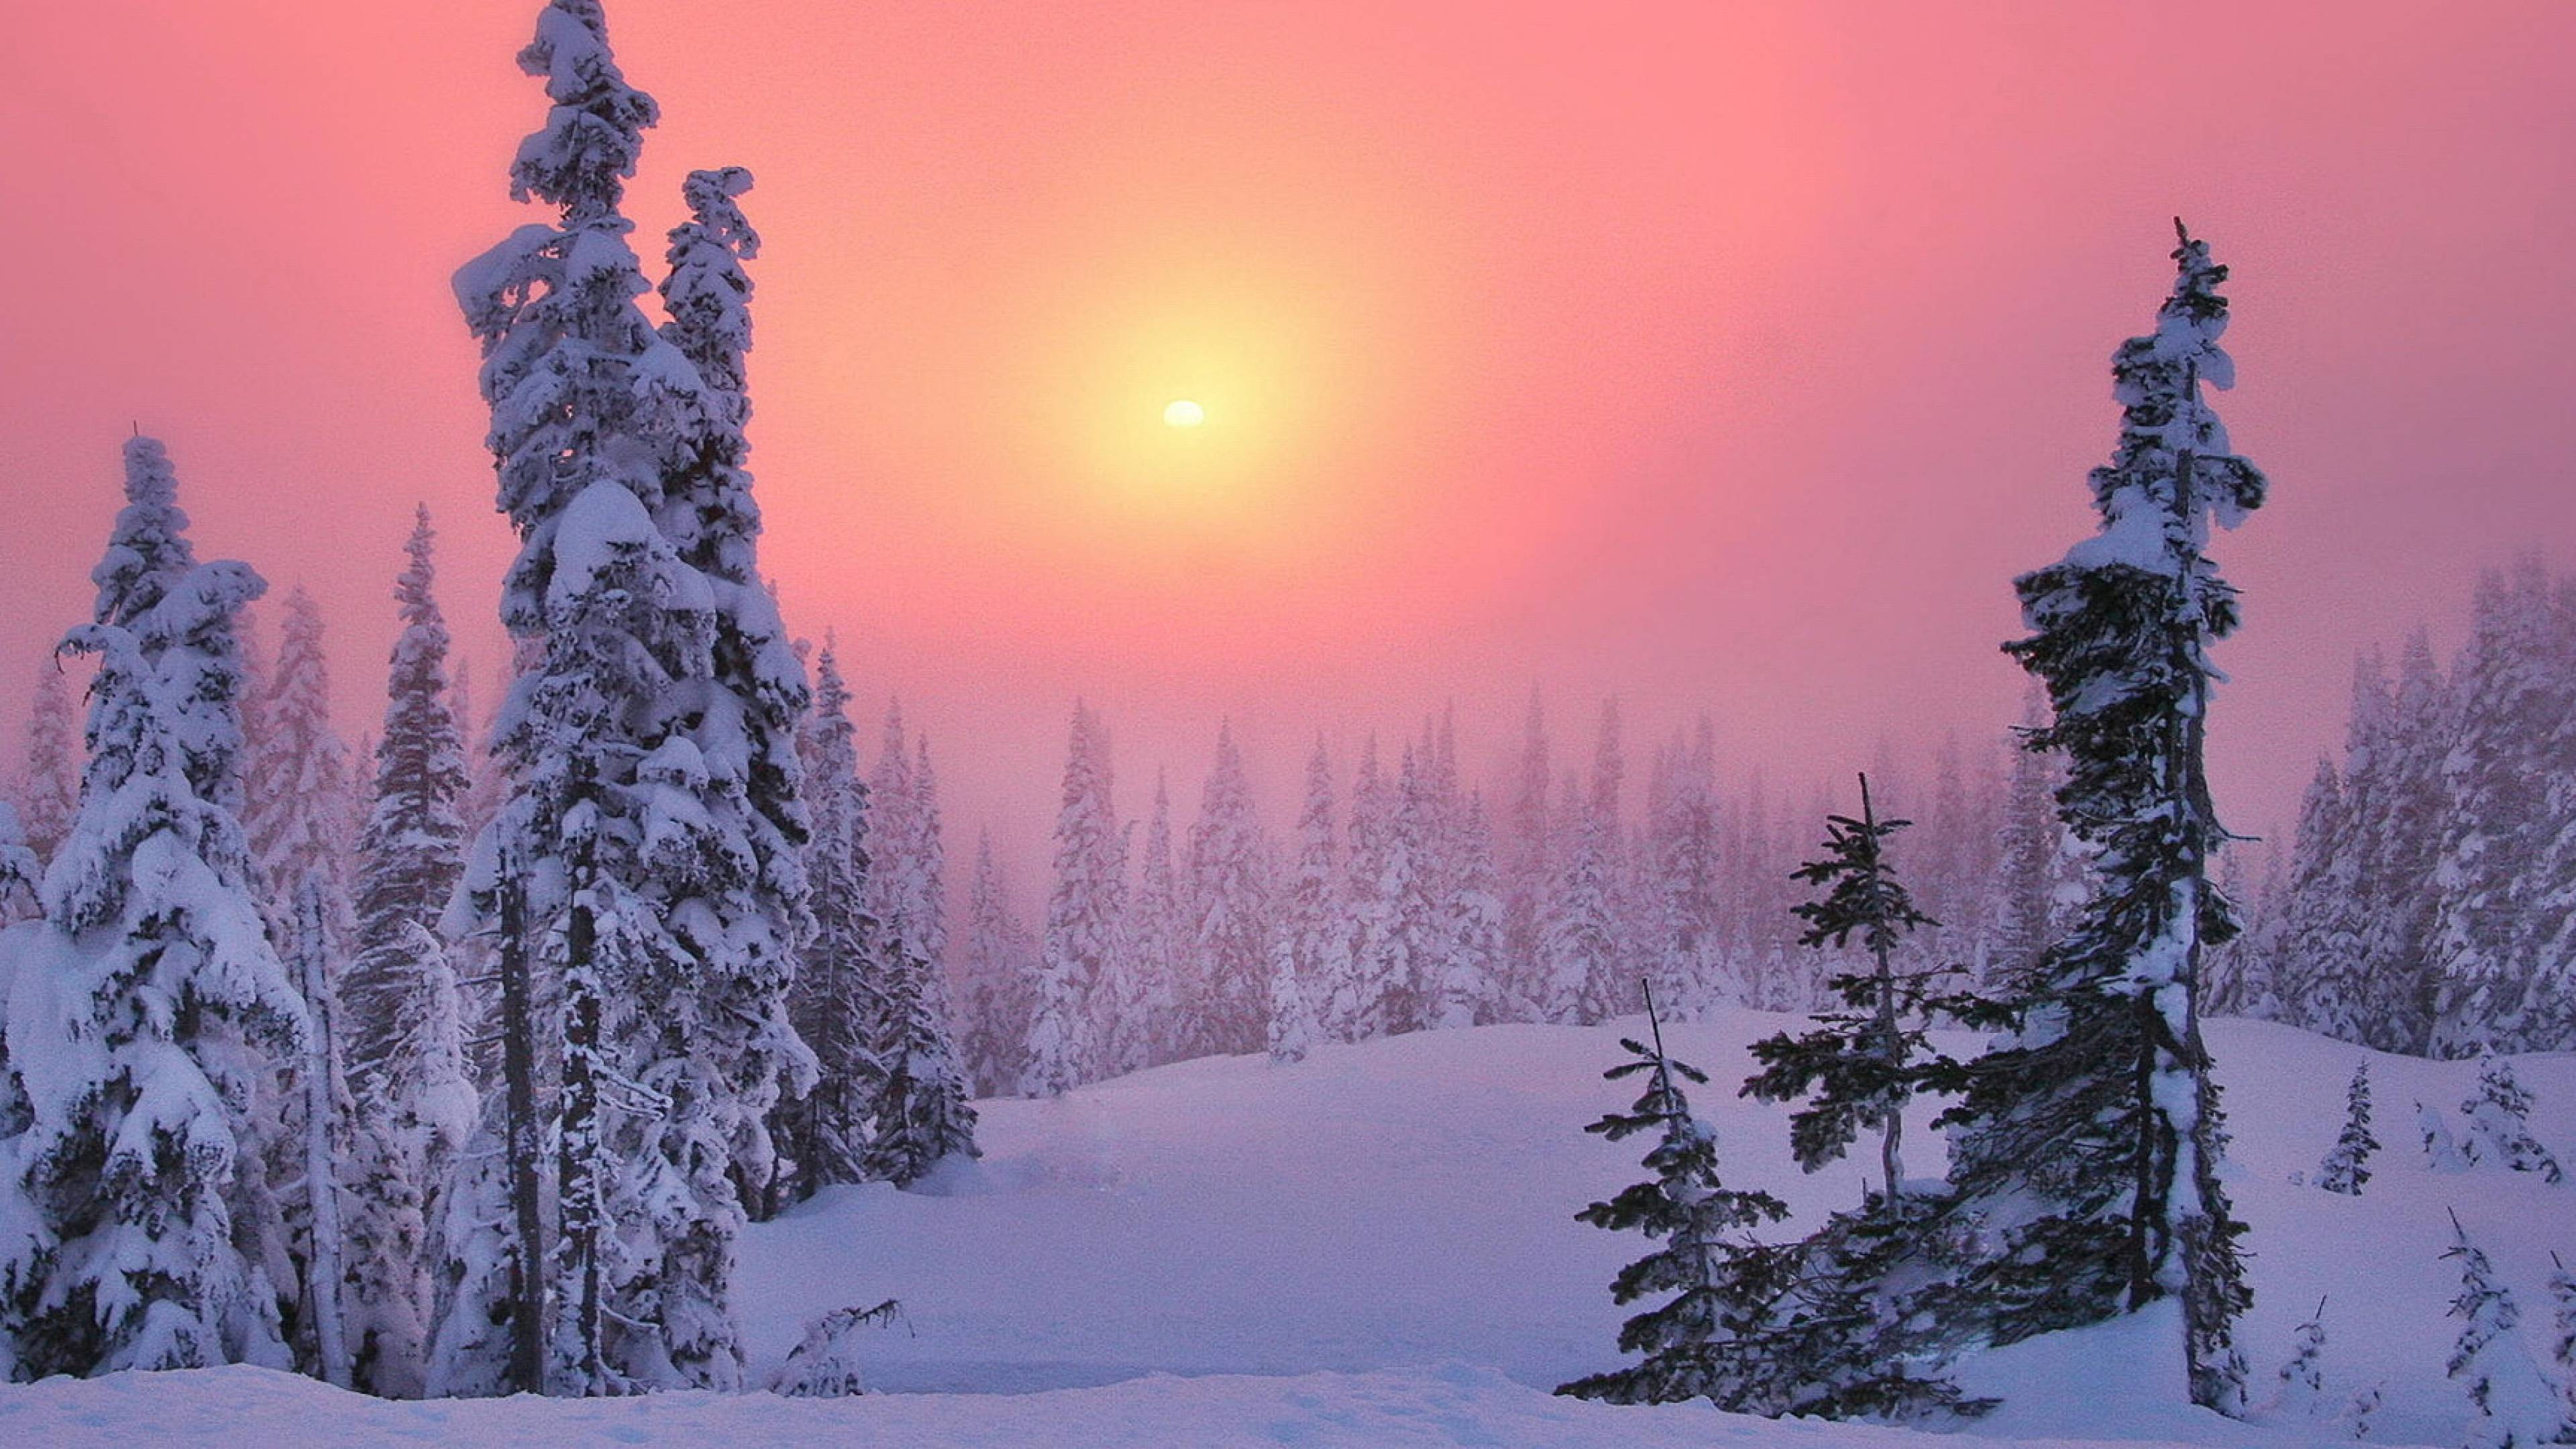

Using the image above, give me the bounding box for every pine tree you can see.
[1503,688,1553,1020]
[0,803,35,926]
[0,435,302,1377]
[956,831,1038,1097]
[246,587,356,926]
[1336,736,1395,1041]
[2544,1252,2576,1413]
[1432,796,1505,1029]
[1557,994,1788,1406]
[12,659,78,867]
[1097,771,1181,1075]
[2460,1057,2563,1183]
[1268,740,1344,1065]
[1945,223,2265,1409]
[1541,804,1617,1025]
[2445,1214,2571,1448]
[1580,699,1638,1020]
[859,729,977,1187]
[2315,1061,2379,1195]
[2421,1099,2473,1173]
[2265,1299,2328,1421]
[1746,775,1999,1202]
[1989,685,2064,992]
[2430,561,2573,1058]
[1645,721,1725,1017]
[773,640,881,1203]
[1026,702,1120,1095]
[339,508,478,1397]
[444,0,812,1393]
[1183,723,1272,1057]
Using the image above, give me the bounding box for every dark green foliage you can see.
[1745,777,2012,1181]
[1558,1009,1787,1407]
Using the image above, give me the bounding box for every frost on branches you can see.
[1941,221,2263,1411]
[441,0,811,1395]
[0,436,305,1379]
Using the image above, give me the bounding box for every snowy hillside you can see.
[5,1011,2569,1446]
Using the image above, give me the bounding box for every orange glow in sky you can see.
[1,1,2572,873]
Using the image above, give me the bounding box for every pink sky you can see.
[3,1,2571,880]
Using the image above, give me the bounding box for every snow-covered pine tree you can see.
[2422,1099,2473,1173]
[2265,1298,2328,1422]
[2446,1214,2571,1448]
[1267,739,1344,1065]
[12,659,79,867]
[0,435,303,1377]
[1026,702,1120,1095]
[1645,720,1725,1017]
[773,639,881,1205]
[956,830,1038,1096]
[0,803,35,926]
[1364,743,1435,1036]
[337,508,479,1397]
[1745,775,1998,1204]
[2546,1252,2576,1399]
[1432,795,1505,1029]
[1334,736,1395,1042]
[1097,770,1181,1075]
[859,729,977,1187]
[1503,688,1553,1020]
[445,0,812,1393]
[2461,1057,2564,1183]
[2316,1061,2379,1195]
[1187,722,1272,1057]
[1542,798,1618,1026]
[1556,994,1788,1407]
[1946,223,2264,1410]
[2359,632,2453,1053]
[1579,699,1638,1021]
[1990,685,2064,993]
[2430,561,2573,1059]
[246,587,356,926]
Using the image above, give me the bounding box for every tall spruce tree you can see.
[445,0,812,1393]
[1269,739,1344,1065]
[340,508,479,1397]
[1949,223,2265,1409]
[1026,702,1120,1095]
[773,640,880,1204]
[956,830,1038,1097]
[1097,771,1181,1075]
[0,435,303,1377]
[1187,722,1272,1057]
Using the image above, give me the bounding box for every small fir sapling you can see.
[1557,983,1790,1406]
[2423,1100,2473,1173]
[2264,1297,2328,1421]
[767,1300,904,1399]
[2318,1061,2381,1195]
[2341,1381,2385,1440]
[2445,1211,2572,1449]
[1743,774,2006,1204]
[2461,1057,2564,1183]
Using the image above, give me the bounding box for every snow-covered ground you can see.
[5,1012,2569,1446]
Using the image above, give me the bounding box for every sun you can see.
[1163,398,1206,428]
